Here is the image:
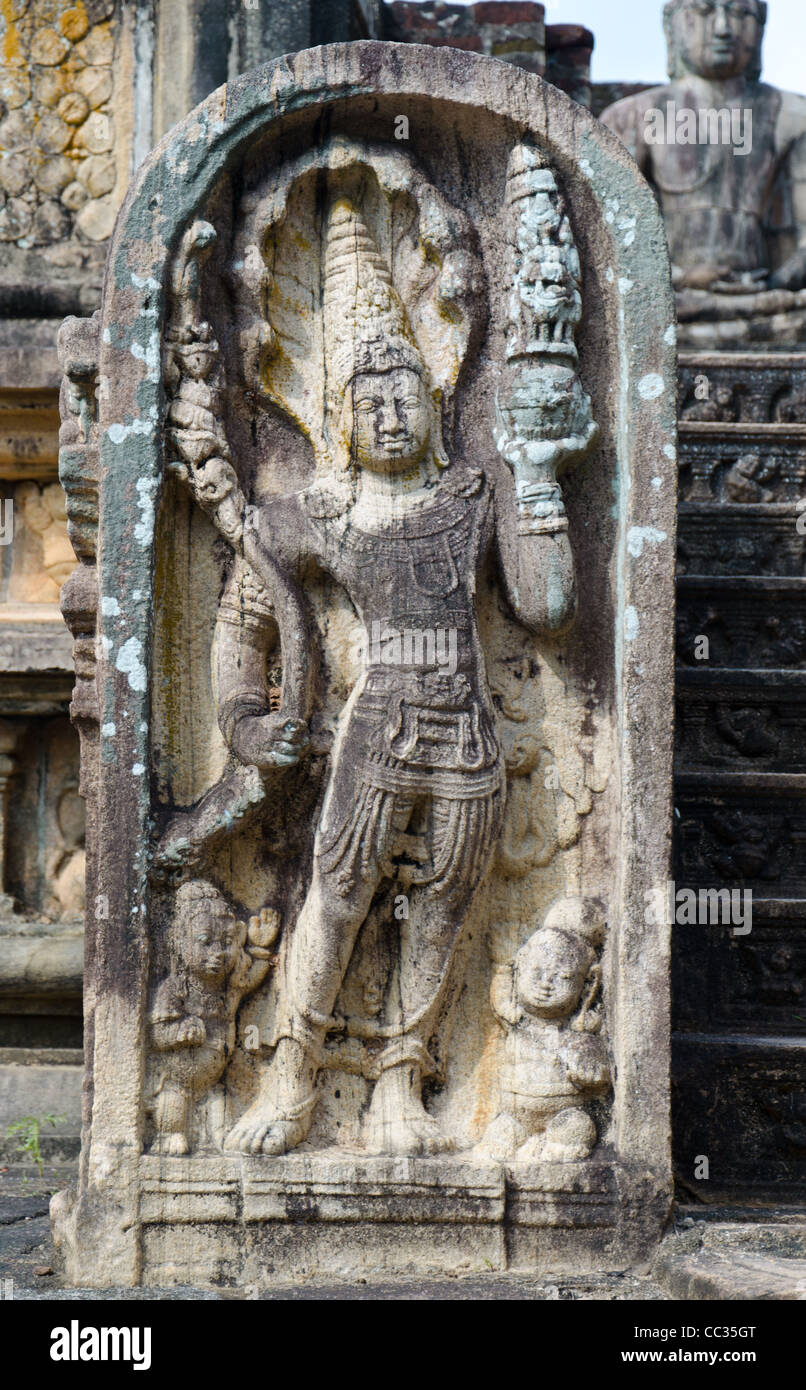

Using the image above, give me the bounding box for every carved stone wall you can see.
[596,0,806,1213]
[0,0,136,1152]
[383,2,594,105]
[0,0,132,315]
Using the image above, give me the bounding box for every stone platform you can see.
[6,1168,806,1300]
[134,1152,648,1286]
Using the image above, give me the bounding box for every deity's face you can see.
[517,929,589,1019]
[187,899,240,984]
[670,0,762,81]
[346,367,432,475]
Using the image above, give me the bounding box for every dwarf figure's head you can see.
[174,879,246,987]
[664,0,766,83]
[515,896,604,1023]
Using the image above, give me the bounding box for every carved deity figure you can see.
[475,897,609,1163]
[146,881,278,1154]
[602,0,806,345]
[165,142,598,1158]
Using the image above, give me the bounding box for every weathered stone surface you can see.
[30,28,71,67]
[545,22,594,109]
[57,92,90,126]
[60,180,88,212]
[34,156,74,197]
[0,1,130,315]
[0,153,29,196]
[602,0,806,349]
[60,6,90,44]
[0,69,31,108]
[0,928,83,997]
[75,154,115,197]
[74,195,115,242]
[74,66,113,110]
[656,1219,806,1300]
[50,40,676,1289]
[384,1,546,74]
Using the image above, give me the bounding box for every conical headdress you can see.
[323,197,427,408]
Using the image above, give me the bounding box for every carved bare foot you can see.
[472,1111,524,1162]
[224,1097,314,1155]
[362,1063,455,1156]
[523,1107,596,1163]
[513,1133,546,1162]
[151,1132,190,1156]
[223,1039,318,1155]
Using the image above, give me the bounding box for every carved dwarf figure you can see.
[475,897,609,1163]
[602,0,806,345]
[146,881,278,1154]
[169,180,595,1157]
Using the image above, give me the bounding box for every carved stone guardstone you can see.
[51,42,677,1287]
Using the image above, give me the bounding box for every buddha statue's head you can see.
[664,0,766,82]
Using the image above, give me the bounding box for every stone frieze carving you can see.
[0,0,120,255]
[157,135,600,1159]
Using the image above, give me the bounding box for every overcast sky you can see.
[465,0,806,89]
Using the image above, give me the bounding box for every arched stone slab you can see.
[53,40,676,1288]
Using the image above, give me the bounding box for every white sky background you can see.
[456,0,806,89]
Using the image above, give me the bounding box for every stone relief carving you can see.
[57,312,100,813]
[489,654,605,881]
[475,896,609,1163]
[9,480,75,602]
[680,385,739,424]
[679,358,806,428]
[58,311,100,559]
[722,453,778,504]
[774,381,806,422]
[44,781,85,921]
[677,695,805,768]
[677,803,794,885]
[677,586,806,667]
[48,45,678,1289]
[495,143,597,508]
[157,136,601,1159]
[146,882,279,1155]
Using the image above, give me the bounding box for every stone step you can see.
[655,1220,806,1299]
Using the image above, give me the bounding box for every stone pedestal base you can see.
[676,288,806,351]
[49,1152,668,1288]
